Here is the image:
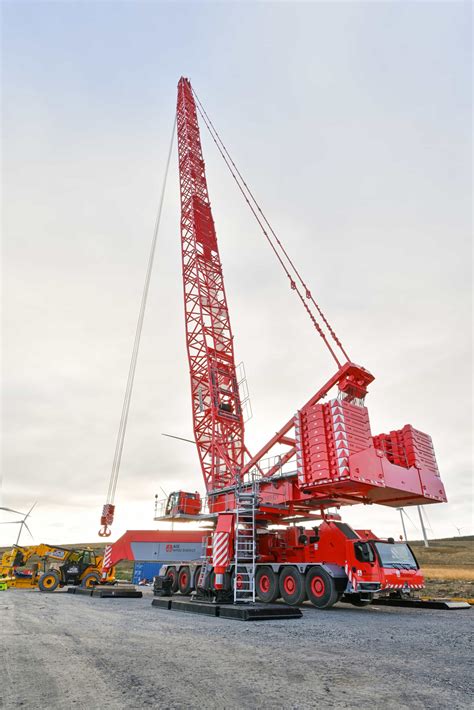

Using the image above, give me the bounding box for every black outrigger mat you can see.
[68,586,142,598]
[151,597,302,621]
[219,603,302,621]
[372,598,470,610]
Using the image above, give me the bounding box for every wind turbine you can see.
[397,508,409,541]
[0,502,37,545]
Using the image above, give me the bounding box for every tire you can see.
[305,567,339,609]
[279,567,306,606]
[193,566,202,590]
[256,566,279,603]
[231,568,250,596]
[81,572,100,589]
[178,566,192,595]
[166,567,179,594]
[38,570,60,592]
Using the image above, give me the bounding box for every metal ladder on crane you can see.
[233,486,257,604]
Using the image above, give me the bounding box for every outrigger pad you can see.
[219,604,302,621]
[372,598,471,610]
[92,587,142,598]
[68,587,92,596]
[151,597,172,610]
[158,598,219,616]
[151,597,302,621]
[68,586,142,598]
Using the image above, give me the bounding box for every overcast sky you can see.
[1,1,472,547]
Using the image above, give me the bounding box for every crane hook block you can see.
[98,504,115,537]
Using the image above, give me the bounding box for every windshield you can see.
[373,542,418,569]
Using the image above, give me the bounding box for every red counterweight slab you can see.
[295,398,446,507]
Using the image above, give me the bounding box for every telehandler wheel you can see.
[256,567,279,603]
[166,567,179,593]
[305,567,339,609]
[81,572,101,589]
[279,567,306,606]
[178,566,192,595]
[38,570,61,592]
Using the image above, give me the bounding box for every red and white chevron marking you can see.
[212,532,230,568]
[102,544,113,570]
[344,563,358,591]
[330,399,350,477]
[382,583,424,590]
[294,411,305,485]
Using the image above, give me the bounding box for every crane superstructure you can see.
[105,77,447,608]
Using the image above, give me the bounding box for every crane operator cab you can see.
[165,491,202,517]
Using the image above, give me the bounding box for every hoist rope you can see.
[106,116,176,504]
[192,88,350,366]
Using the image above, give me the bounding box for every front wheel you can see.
[81,572,100,589]
[256,567,279,603]
[305,567,339,609]
[279,567,306,606]
[38,570,61,592]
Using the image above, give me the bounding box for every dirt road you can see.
[1,590,472,709]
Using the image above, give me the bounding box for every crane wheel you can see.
[166,567,179,593]
[305,567,339,609]
[178,566,192,595]
[279,567,306,606]
[38,570,61,592]
[256,567,279,603]
[193,566,202,590]
[81,572,100,589]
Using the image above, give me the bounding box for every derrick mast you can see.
[177,77,245,493]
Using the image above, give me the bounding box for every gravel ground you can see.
[1,589,472,710]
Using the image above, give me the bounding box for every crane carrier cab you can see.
[157,520,424,609]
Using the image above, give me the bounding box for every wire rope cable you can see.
[106,116,176,505]
[192,88,350,366]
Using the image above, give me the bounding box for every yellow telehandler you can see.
[0,544,115,591]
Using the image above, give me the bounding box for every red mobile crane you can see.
[105,77,447,608]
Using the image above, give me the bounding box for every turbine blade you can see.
[0,507,25,516]
[25,501,38,519]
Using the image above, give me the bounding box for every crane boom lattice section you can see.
[177,78,245,493]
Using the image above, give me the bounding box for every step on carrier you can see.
[233,486,258,604]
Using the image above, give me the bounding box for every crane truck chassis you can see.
[156,519,424,608]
